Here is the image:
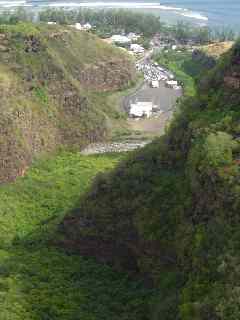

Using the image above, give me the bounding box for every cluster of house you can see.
[109,33,145,54]
[136,61,181,90]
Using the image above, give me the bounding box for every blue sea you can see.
[1,0,240,30]
[161,0,240,29]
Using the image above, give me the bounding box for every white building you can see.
[130,43,144,54]
[70,22,92,31]
[129,101,154,118]
[83,23,92,31]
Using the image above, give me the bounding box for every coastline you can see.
[1,1,240,30]
[0,1,209,27]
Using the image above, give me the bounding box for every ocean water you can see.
[0,0,240,30]
[161,0,240,29]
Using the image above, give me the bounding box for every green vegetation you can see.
[0,21,40,36]
[0,151,151,319]
[0,152,122,246]
[39,8,162,38]
[154,48,218,96]
[0,8,236,46]
[39,10,237,45]
[0,8,162,38]
[154,50,197,96]
[1,10,240,320]
[0,247,150,320]
[33,86,49,104]
[62,40,240,320]
[166,21,237,44]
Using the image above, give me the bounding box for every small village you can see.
[98,27,184,119]
[48,21,184,120]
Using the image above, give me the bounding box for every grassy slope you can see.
[0,152,122,246]
[62,41,240,319]
[0,22,136,182]
[0,151,151,320]
[200,41,234,59]
[153,46,227,98]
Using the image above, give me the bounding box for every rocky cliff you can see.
[0,23,135,182]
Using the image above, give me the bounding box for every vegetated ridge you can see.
[0,22,135,183]
[61,40,240,319]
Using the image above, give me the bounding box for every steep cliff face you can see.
[61,41,240,320]
[0,23,135,182]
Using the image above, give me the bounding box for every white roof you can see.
[111,35,131,44]
[83,23,92,29]
[130,101,153,118]
[130,44,144,53]
[74,23,82,30]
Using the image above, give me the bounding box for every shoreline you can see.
[0,1,240,31]
[0,2,209,27]
[1,2,240,30]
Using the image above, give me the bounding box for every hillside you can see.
[0,22,135,183]
[0,151,152,319]
[200,41,234,59]
[61,40,240,319]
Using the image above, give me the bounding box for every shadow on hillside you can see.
[0,242,151,320]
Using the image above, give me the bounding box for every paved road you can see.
[82,53,182,155]
[124,81,181,113]
[122,80,182,135]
